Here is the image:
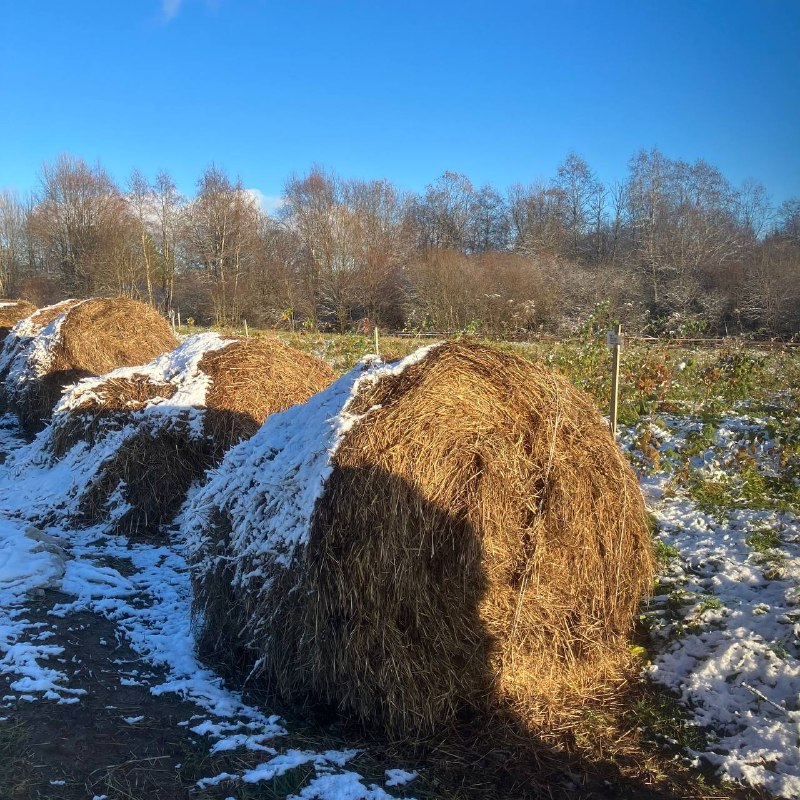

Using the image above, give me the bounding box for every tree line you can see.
[1,150,798,337]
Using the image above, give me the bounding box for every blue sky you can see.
[1,0,799,207]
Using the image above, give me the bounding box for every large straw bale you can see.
[0,299,84,414]
[3,298,178,434]
[0,299,36,342]
[51,334,335,535]
[0,299,82,372]
[186,340,654,737]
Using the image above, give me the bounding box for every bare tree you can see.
[507,182,568,256]
[127,170,157,306]
[152,171,183,311]
[553,152,602,260]
[415,172,478,251]
[345,177,410,327]
[0,190,28,296]
[183,165,262,325]
[27,155,131,296]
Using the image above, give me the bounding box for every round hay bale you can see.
[199,337,337,458]
[0,299,84,415]
[0,299,83,366]
[4,298,178,434]
[0,299,36,342]
[186,340,654,737]
[50,333,335,535]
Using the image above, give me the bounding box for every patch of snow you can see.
[0,519,65,598]
[241,749,359,784]
[288,771,409,800]
[0,515,80,702]
[384,768,418,787]
[0,301,84,404]
[56,332,232,439]
[629,410,800,797]
[196,772,238,789]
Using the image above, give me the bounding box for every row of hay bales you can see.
[0,297,654,740]
[0,298,179,434]
[0,298,334,534]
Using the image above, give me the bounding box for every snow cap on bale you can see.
[46,333,335,536]
[0,299,83,372]
[0,299,84,413]
[0,299,37,342]
[1,297,178,433]
[185,340,654,737]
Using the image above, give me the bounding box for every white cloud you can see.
[244,189,285,217]
[162,0,184,21]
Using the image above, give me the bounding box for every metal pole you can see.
[373,325,379,357]
[609,322,622,437]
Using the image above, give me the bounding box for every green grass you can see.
[652,538,680,569]
[745,527,783,553]
[0,720,34,800]
[627,692,707,752]
[688,466,800,520]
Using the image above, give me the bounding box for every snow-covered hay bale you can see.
[0,299,84,413]
[0,299,36,342]
[0,299,82,370]
[52,333,335,535]
[186,340,654,737]
[1,298,178,434]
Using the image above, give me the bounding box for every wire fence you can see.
[385,331,800,350]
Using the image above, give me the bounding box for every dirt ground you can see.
[1,584,765,800]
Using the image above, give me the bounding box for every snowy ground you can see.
[0,414,420,800]
[1,384,798,798]
[623,407,800,799]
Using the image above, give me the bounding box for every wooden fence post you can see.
[608,322,622,437]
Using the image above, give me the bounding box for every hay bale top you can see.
[182,342,439,564]
[51,298,178,377]
[0,299,81,375]
[3,297,176,387]
[185,339,653,735]
[0,299,37,338]
[52,332,336,453]
[200,336,338,446]
[54,332,233,440]
[8,299,83,340]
